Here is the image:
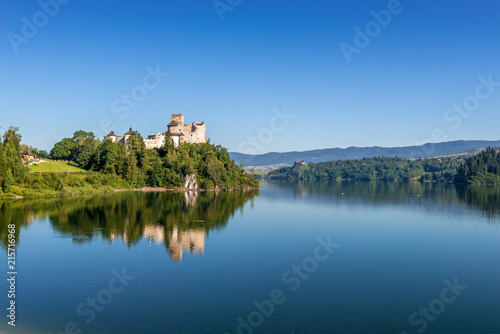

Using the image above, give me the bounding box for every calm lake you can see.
[1,181,499,334]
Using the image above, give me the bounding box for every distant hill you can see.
[230,140,500,167]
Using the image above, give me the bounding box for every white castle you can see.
[107,114,206,149]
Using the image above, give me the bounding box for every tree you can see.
[3,127,22,148]
[127,133,147,169]
[72,130,95,141]
[2,169,14,192]
[147,157,163,187]
[99,139,119,174]
[126,153,139,186]
[0,127,26,191]
[37,150,50,159]
[115,143,128,177]
[49,131,96,161]
[50,137,76,160]
[206,155,225,187]
[74,137,99,170]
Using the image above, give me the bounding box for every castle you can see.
[107,114,206,149]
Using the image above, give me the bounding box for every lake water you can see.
[1,181,499,334]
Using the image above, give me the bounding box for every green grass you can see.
[29,161,85,173]
[5,171,133,198]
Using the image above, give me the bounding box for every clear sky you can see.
[1,0,499,153]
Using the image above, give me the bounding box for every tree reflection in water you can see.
[0,190,259,261]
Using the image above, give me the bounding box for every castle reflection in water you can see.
[108,191,210,261]
[109,223,206,261]
[0,189,258,262]
[144,224,205,261]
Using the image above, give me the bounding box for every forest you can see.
[267,148,500,185]
[454,147,500,184]
[0,127,259,197]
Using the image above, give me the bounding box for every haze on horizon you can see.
[1,0,499,153]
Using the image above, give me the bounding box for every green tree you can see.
[2,169,14,192]
[99,139,119,174]
[126,153,139,186]
[50,137,77,160]
[3,127,22,148]
[147,157,163,187]
[75,137,99,170]
[0,127,26,191]
[72,130,95,141]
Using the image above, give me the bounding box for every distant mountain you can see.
[229,140,500,167]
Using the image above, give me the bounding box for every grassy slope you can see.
[29,161,85,173]
[248,170,270,177]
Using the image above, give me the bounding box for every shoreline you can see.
[113,186,255,193]
[114,187,203,193]
[2,186,259,200]
[265,177,499,186]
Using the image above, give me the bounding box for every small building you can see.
[21,150,36,162]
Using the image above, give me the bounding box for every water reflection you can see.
[0,190,259,260]
[1,181,498,259]
[168,225,205,261]
[266,180,500,219]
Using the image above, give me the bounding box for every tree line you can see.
[0,127,259,195]
[267,148,500,185]
[454,147,500,184]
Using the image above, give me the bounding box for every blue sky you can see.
[1,0,499,153]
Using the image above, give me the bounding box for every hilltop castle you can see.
[107,114,206,149]
[166,114,206,148]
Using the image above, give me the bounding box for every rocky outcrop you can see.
[293,159,306,167]
[184,174,199,190]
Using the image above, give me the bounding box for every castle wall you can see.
[144,133,166,149]
[180,121,206,144]
[172,135,180,147]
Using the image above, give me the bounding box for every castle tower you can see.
[124,127,134,143]
[171,114,184,125]
[107,131,117,142]
[166,113,206,148]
